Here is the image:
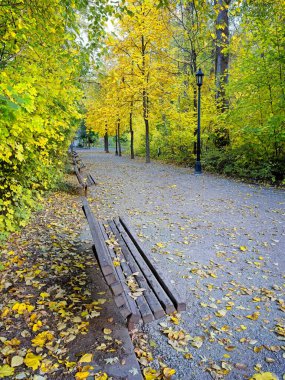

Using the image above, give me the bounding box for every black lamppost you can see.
[195,68,204,175]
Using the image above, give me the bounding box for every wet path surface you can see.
[80,149,285,379]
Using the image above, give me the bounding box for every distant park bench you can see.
[70,150,96,196]
[71,150,85,169]
[82,198,186,330]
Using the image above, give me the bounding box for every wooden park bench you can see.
[71,150,85,170]
[82,198,186,330]
[71,151,96,196]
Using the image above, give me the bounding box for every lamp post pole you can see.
[195,68,204,175]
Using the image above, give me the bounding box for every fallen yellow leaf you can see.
[225,345,236,351]
[78,353,93,363]
[143,367,160,380]
[5,338,20,346]
[170,314,180,325]
[65,361,76,368]
[40,292,50,299]
[246,312,260,321]
[249,372,278,380]
[163,367,176,378]
[32,331,54,347]
[94,372,108,380]
[1,308,10,318]
[75,371,90,380]
[0,365,14,378]
[24,352,42,370]
[12,302,34,314]
[32,320,43,332]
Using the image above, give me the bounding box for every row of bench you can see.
[72,151,186,330]
[82,199,186,330]
[70,150,96,196]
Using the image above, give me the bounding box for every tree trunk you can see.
[118,119,122,157]
[130,100,134,159]
[115,128,118,156]
[142,35,150,163]
[143,89,150,163]
[104,131,109,153]
[215,0,231,112]
[106,132,109,153]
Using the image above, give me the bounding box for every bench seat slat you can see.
[114,218,175,315]
[75,166,85,188]
[82,196,186,330]
[119,216,186,312]
[82,200,114,277]
[92,246,123,296]
[112,219,166,320]
[108,221,154,324]
[98,221,141,324]
[87,174,96,186]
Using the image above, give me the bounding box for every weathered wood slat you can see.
[74,165,85,188]
[82,199,114,277]
[108,221,154,324]
[103,224,147,324]
[87,174,96,186]
[112,219,165,320]
[82,196,185,330]
[98,221,141,325]
[114,294,125,308]
[92,246,123,296]
[119,216,186,312]
[114,218,174,315]
[118,304,132,319]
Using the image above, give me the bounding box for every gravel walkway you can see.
[80,149,285,380]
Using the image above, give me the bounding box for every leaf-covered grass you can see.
[0,176,109,379]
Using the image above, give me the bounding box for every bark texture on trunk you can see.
[141,35,150,163]
[104,131,109,153]
[215,0,231,112]
[118,119,122,157]
[130,101,134,159]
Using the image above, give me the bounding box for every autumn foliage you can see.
[85,0,285,182]
[0,1,83,237]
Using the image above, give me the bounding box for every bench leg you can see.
[127,317,136,331]
[127,314,140,331]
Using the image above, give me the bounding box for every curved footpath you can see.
[80,148,285,380]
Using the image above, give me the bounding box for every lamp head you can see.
[196,68,204,86]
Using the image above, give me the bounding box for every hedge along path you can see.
[0,175,124,380]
